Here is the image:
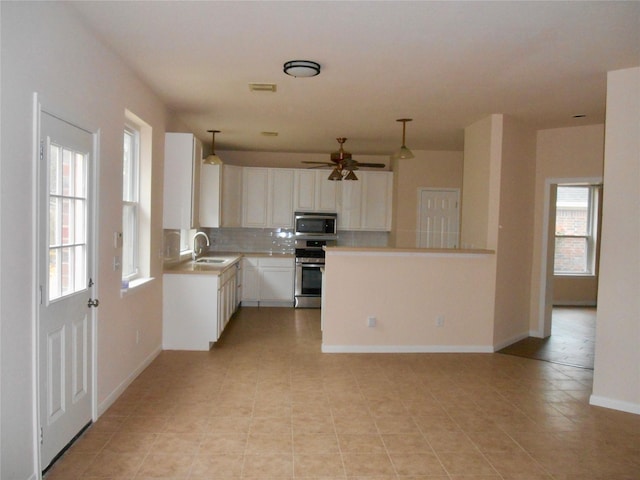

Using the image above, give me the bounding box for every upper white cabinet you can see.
[221,165,243,227]
[294,170,337,212]
[163,132,202,229]
[361,171,393,230]
[338,171,393,231]
[200,164,243,228]
[242,167,294,228]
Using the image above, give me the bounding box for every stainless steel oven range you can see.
[294,238,336,308]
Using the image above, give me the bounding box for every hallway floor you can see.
[498,307,596,369]
[46,307,639,479]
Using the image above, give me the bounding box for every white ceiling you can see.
[71,1,639,160]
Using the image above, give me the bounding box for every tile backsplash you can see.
[163,227,390,261]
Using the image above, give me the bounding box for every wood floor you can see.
[498,307,596,369]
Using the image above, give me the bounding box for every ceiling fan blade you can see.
[355,162,386,168]
[302,161,332,165]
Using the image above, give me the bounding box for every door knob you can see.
[87,298,100,308]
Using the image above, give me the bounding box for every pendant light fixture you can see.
[392,118,414,160]
[204,129,223,165]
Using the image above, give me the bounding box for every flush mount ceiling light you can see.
[283,60,321,77]
[204,129,223,165]
[392,118,415,160]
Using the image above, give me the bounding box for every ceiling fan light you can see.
[328,168,343,181]
[283,60,321,78]
[344,170,358,181]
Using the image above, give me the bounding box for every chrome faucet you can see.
[192,231,210,261]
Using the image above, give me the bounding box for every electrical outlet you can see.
[367,316,377,328]
[436,315,445,327]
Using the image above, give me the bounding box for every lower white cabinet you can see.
[241,256,294,306]
[163,263,239,351]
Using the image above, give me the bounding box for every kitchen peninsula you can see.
[321,246,496,353]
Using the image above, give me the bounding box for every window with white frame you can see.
[122,110,153,287]
[554,185,600,275]
[122,125,140,280]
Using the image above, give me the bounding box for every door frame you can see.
[32,93,100,476]
[536,176,602,338]
[415,187,461,249]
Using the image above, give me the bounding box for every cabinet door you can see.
[221,165,243,227]
[361,171,393,230]
[199,164,221,228]
[338,180,362,230]
[315,173,338,212]
[163,133,201,229]
[242,167,269,227]
[241,258,260,302]
[294,170,316,211]
[260,267,294,302]
[270,169,294,227]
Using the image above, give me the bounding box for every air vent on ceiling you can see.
[261,131,279,137]
[249,83,277,92]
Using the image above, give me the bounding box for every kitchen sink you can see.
[195,257,227,264]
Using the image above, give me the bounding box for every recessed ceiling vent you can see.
[261,131,279,137]
[249,83,277,92]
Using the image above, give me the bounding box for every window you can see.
[122,125,140,279]
[554,185,600,275]
[122,110,152,288]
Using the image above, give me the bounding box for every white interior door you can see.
[38,111,95,470]
[417,188,460,248]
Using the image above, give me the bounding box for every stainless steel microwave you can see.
[294,212,337,237]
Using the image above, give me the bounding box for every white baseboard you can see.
[97,344,162,417]
[589,395,640,415]
[321,344,494,354]
[493,332,530,352]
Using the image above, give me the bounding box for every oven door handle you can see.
[298,263,325,268]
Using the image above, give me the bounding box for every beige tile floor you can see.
[45,307,640,479]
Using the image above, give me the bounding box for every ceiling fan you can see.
[303,137,386,181]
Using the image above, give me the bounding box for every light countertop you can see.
[163,252,294,275]
[324,246,495,255]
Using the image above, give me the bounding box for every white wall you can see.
[1,3,169,478]
[591,67,640,414]
[492,116,537,347]
[461,115,503,250]
[390,150,464,248]
[529,124,604,333]
[322,250,497,352]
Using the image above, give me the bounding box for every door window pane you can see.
[48,144,88,301]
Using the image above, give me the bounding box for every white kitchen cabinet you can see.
[163,132,202,229]
[241,257,260,303]
[217,265,238,336]
[221,165,243,227]
[163,273,219,350]
[242,167,294,228]
[200,164,243,228]
[242,168,269,227]
[337,171,393,231]
[163,263,239,350]
[337,178,363,230]
[361,171,393,230]
[294,170,337,212]
[241,256,294,306]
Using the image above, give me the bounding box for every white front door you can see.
[417,188,460,248]
[38,112,95,470]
